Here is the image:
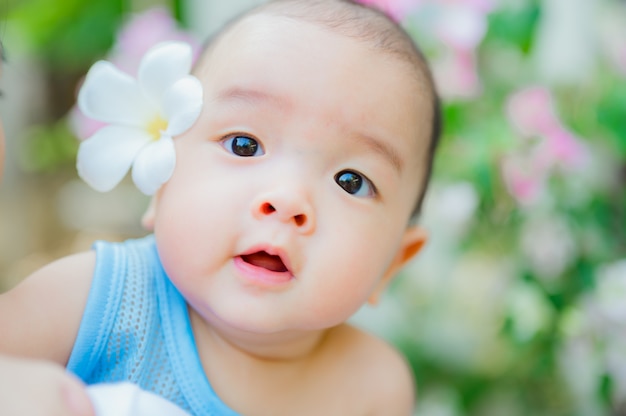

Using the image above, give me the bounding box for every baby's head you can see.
[198,0,441,220]
[147,0,443,334]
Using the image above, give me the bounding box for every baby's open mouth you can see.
[241,251,288,273]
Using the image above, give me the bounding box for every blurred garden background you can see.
[0,0,625,415]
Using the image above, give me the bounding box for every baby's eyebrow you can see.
[350,132,404,175]
[215,86,291,112]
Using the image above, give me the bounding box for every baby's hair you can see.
[199,0,442,221]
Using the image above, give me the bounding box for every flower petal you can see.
[162,75,204,136]
[78,61,155,126]
[131,136,176,195]
[77,126,152,192]
[166,108,203,137]
[138,41,193,107]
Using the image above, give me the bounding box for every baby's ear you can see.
[367,226,428,305]
[141,195,158,231]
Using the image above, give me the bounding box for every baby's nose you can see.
[252,190,315,234]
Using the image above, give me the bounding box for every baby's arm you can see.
[0,251,94,362]
[0,251,96,415]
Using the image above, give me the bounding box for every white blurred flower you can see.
[558,337,606,416]
[567,260,626,407]
[414,387,462,416]
[410,253,513,374]
[533,0,597,84]
[507,280,553,342]
[588,259,626,325]
[520,214,576,280]
[77,41,203,195]
[597,1,626,77]
[422,182,479,239]
[433,1,491,51]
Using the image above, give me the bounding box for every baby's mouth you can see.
[240,251,289,273]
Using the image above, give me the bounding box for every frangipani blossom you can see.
[70,7,201,141]
[77,41,203,195]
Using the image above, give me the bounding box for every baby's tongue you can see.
[242,252,288,272]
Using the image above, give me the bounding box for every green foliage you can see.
[8,0,126,69]
[18,121,77,173]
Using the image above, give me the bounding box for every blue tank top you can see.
[67,236,240,416]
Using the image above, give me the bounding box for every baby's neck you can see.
[188,306,329,362]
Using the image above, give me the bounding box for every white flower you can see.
[588,259,626,325]
[520,214,576,280]
[507,280,553,342]
[77,41,203,195]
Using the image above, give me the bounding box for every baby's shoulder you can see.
[319,324,415,415]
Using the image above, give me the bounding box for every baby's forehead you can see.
[201,11,422,74]
[199,12,429,98]
[196,11,433,165]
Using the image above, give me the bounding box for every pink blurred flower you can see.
[507,86,589,171]
[544,126,589,171]
[433,47,481,99]
[419,0,494,100]
[70,7,201,141]
[356,0,420,22]
[501,152,549,206]
[506,87,557,137]
[503,86,590,205]
[110,7,200,77]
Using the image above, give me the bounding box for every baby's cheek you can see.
[319,253,383,314]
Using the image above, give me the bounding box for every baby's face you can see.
[152,14,429,336]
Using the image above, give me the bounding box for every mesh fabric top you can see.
[67,236,240,416]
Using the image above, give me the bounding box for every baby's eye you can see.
[222,135,265,157]
[334,170,376,198]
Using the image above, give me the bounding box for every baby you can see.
[0,0,441,415]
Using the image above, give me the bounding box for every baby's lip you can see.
[241,252,287,273]
[239,246,292,274]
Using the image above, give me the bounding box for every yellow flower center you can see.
[146,116,168,140]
